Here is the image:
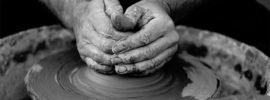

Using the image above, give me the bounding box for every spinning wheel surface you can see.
[25,26,270,100]
[25,48,219,100]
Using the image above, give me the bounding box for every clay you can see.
[25,49,219,100]
[24,25,270,100]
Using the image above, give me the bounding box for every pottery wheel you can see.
[25,26,270,100]
[25,48,219,100]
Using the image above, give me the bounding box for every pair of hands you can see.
[75,0,179,75]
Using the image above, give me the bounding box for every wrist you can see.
[141,0,205,24]
[139,0,172,15]
[40,0,90,29]
[70,2,90,29]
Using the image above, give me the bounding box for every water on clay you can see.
[26,49,218,100]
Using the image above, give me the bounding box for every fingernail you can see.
[116,66,127,74]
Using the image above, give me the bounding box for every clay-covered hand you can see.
[75,0,128,74]
[112,1,179,75]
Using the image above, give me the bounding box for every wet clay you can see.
[25,49,219,100]
[24,26,270,100]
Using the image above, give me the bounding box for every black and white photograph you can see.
[0,0,269,100]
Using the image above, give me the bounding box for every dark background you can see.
[0,0,269,55]
[0,0,61,37]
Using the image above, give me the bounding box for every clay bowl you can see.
[25,26,270,100]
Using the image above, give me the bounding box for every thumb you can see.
[124,5,144,27]
[104,0,123,18]
[104,0,135,32]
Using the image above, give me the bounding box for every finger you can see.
[112,5,146,32]
[77,40,115,65]
[124,5,145,26]
[104,0,123,20]
[141,57,172,75]
[113,15,136,32]
[91,0,131,41]
[137,8,155,28]
[132,1,164,27]
[88,0,115,37]
[115,44,178,74]
[112,14,174,54]
[104,0,134,31]
[76,23,115,53]
[84,57,114,74]
[115,58,171,76]
[113,31,179,64]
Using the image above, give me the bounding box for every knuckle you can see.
[127,5,142,15]
[136,59,158,72]
[144,9,153,19]
[87,57,111,71]
[121,54,137,64]
[92,53,109,65]
[142,60,165,75]
[114,5,123,13]
[129,5,138,12]
[119,42,131,51]
[102,27,113,35]
[126,65,136,73]
[85,57,97,66]
[127,55,137,63]
[139,60,156,72]
[91,54,102,64]
[106,4,122,16]
[136,64,147,72]
[139,33,151,45]
[145,48,154,57]
[121,55,131,63]
[141,10,154,25]
[149,59,157,68]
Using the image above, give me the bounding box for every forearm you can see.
[145,0,209,24]
[39,0,88,29]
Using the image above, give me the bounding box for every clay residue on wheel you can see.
[0,25,75,100]
[24,25,270,100]
[26,48,220,100]
[176,26,270,98]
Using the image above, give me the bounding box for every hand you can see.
[112,1,179,75]
[75,0,129,74]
